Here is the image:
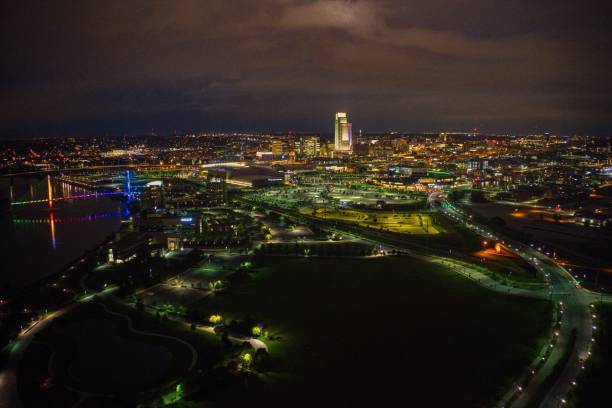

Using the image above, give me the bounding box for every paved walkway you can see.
[199,325,269,352]
[0,305,78,408]
[428,256,549,299]
[95,303,198,371]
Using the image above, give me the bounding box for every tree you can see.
[240,352,253,369]
[209,314,223,325]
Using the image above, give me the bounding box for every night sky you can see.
[1,0,611,137]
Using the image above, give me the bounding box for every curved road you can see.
[440,202,594,408]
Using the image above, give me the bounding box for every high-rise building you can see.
[206,169,227,205]
[141,182,166,210]
[299,136,320,158]
[271,139,285,154]
[334,112,353,152]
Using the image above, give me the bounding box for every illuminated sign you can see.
[180,217,193,222]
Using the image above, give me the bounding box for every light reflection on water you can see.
[0,177,127,288]
[50,211,56,249]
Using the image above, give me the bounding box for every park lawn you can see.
[300,207,442,234]
[297,205,485,256]
[190,256,551,408]
[327,214,543,286]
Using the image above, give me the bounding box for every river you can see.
[0,176,126,289]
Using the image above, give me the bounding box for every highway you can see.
[440,202,593,408]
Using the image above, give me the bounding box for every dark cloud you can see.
[1,0,611,136]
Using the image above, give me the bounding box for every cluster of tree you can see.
[197,235,248,248]
[448,190,466,202]
[470,190,489,203]
[255,242,375,257]
[225,315,257,337]
[352,201,425,211]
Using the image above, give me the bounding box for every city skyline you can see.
[1,0,611,138]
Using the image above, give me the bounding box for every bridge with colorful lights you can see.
[10,191,127,206]
[0,164,179,179]
[8,173,135,207]
[5,161,252,207]
[1,161,246,179]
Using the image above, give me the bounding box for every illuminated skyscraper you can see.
[298,136,320,158]
[334,112,353,152]
[271,139,285,154]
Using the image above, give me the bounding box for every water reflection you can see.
[47,175,53,208]
[12,209,126,250]
[49,211,56,249]
[1,177,125,287]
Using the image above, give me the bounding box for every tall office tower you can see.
[271,139,285,154]
[300,136,320,158]
[206,169,227,205]
[141,184,166,210]
[334,112,353,152]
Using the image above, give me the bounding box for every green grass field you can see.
[300,207,442,234]
[326,212,542,285]
[191,256,551,407]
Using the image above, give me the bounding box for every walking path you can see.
[95,302,198,372]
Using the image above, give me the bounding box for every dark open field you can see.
[17,300,223,407]
[192,256,552,407]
